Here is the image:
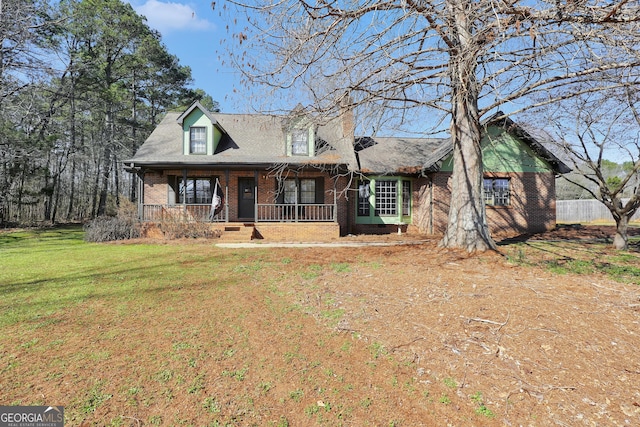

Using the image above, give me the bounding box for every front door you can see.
[238,178,255,220]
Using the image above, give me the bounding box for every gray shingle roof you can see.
[355,136,450,175]
[127,106,569,176]
[354,112,571,175]
[126,110,358,170]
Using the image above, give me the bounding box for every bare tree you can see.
[532,89,640,250]
[220,0,640,251]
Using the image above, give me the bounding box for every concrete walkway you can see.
[215,240,431,248]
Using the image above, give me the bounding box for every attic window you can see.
[291,128,309,156]
[190,127,206,154]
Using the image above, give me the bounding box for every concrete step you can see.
[218,224,255,241]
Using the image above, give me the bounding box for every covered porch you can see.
[139,201,337,223]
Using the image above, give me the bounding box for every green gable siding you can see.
[182,109,216,155]
[439,125,552,173]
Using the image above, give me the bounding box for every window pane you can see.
[483,178,494,205]
[178,179,194,204]
[357,181,370,216]
[375,180,397,216]
[402,180,411,216]
[190,127,206,154]
[494,178,510,206]
[483,178,510,206]
[283,179,297,204]
[300,179,315,203]
[195,179,211,204]
[178,178,212,204]
[291,129,308,155]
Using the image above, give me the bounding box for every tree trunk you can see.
[613,214,629,250]
[91,153,101,218]
[97,102,115,216]
[113,152,120,208]
[97,144,111,216]
[66,158,76,220]
[440,100,495,251]
[439,0,495,252]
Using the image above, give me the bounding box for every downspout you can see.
[429,174,434,234]
[225,169,229,223]
[343,176,351,233]
[182,169,187,219]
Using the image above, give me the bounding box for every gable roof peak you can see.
[176,100,217,125]
[482,111,571,174]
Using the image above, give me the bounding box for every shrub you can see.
[84,216,141,242]
[157,220,220,239]
[84,200,141,242]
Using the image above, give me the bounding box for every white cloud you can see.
[133,0,213,34]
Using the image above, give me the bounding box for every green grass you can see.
[505,241,640,284]
[443,377,457,389]
[0,226,274,329]
[7,226,623,425]
[4,226,427,425]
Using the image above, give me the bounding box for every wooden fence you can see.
[556,199,640,223]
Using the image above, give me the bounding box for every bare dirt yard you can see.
[2,225,640,426]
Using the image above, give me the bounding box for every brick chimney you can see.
[340,93,355,143]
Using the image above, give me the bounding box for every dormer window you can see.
[291,128,309,156]
[190,127,206,154]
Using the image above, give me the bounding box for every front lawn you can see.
[1,226,639,426]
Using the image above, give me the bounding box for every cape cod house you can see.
[124,101,570,241]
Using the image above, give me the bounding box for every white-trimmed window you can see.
[291,128,309,156]
[483,178,510,206]
[375,180,397,216]
[189,127,206,154]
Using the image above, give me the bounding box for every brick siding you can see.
[143,172,168,205]
[415,171,557,237]
[142,168,556,239]
[254,222,340,241]
[141,168,350,238]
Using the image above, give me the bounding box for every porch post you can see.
[294,177,299,222]
[254,187,258,222]
[182,168,187,220]
[254,170,259,223]
[138,169,144,221]
[333,190,337,222]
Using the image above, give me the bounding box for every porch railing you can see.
[256,203,336,222]
[140,203,336,223]
[141,204,226,222]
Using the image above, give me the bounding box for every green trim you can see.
[355,177,412,225]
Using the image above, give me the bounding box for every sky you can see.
[126,0,245,113]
